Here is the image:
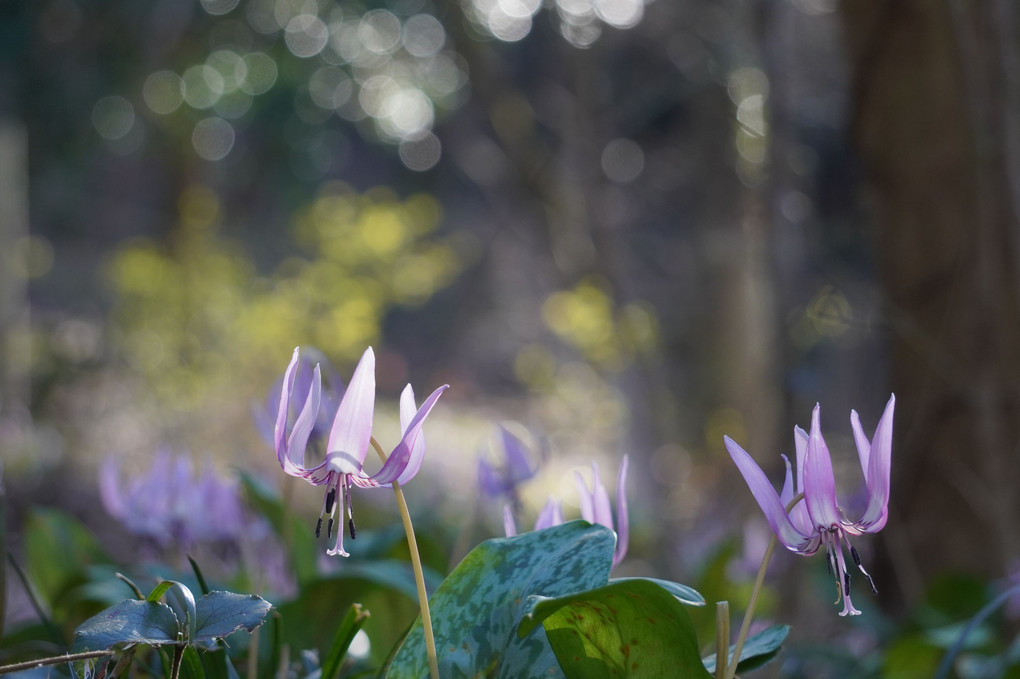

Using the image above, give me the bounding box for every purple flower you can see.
[478,425,542,498]
[254,346,343,450]
[724,395,895,616]
[503,455,629,568]
[275,346,448,557]
[100,448,245,548]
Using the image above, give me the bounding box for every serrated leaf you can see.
[519,579,713,678]
[194,591,272,642]
[386,520,616,679]
[71,599,180,651]
[702,624,790,674]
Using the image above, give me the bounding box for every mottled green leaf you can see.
[194,591,272,642]
[71,599,180,651]
[386,521,616,679]
[519,579,712,678]
[702,624,789,674]
[609,578,705,607]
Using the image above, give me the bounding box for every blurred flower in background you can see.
[99,448,246,549]
[477,425,543,502]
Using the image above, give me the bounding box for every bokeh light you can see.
[192,117,236,161]
[142,71,185,115]
[92,96,135,140]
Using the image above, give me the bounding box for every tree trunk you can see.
[842,0,1020,608]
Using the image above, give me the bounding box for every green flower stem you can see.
[715,601,730,679]
[725,492,804,679]
[370,437,440,679]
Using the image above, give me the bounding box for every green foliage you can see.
[387,521,617,677]
[519,579,712,678]
[107,183,465,416]
[387,521,711,678]
[72,581,271,652]
[702,625,790,675]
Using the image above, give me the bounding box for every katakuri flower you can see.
[275,346,448,557]
[503,455,629,568]
[100,448,245,548]
[724,395,895,616]
[254,346,344,451]
[478,425,542,499]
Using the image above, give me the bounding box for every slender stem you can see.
[170,645,184,679]
[725,492,804,679]
[247,626,260,679]
[715,601,730,679]
[0,651,113,675]
[370,437,440,679]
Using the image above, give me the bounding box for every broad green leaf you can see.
[71,599,180,651]
[321,603,370,679]
[702,624,790,674]
[179,646,206,679]
[609,578,705,607]
[24,508,108,612]
[519,579,712,679]
[386,520,616,679]
[194,591,272,642]
[165,582,198,643]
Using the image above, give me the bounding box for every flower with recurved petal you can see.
[724,395,895,616]
[275,346,448,557]
[478,425,543,500]
[503,455,629,568]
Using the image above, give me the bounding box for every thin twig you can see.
[0,650,113,675]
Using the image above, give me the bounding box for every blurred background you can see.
[3,0,1020,675]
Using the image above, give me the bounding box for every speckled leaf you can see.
[519,579,712,679]
[386,520,616,679]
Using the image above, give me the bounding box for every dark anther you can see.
[327,517,335,540]
[325,488,336,514]
[315,518,322,538]
[825,547,834,575]
[843,570,852,598]
[850,545,878,594]
[349,518,357,540]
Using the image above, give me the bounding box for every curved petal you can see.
[793,426,808,494]
[280,365,322,477]
[856,394,895,531]
[724,436,814,552]
[535,497,564,530]
[613,455,629,567]
[779,454,794,506]
[326,347,376,474]
[803,404,842,530]
[398,384,425,480]
[575,471,594,523]
[274,348,301,458]
[478,458,505,497]
[590,463,614,530]
[369,384,448,486]
[500,426,537,485]
[503,504,518,537]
